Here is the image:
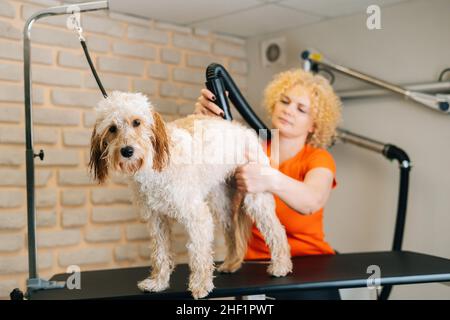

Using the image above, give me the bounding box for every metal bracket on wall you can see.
[301,50,450,114]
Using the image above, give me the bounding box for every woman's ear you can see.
[150,111,170,171]
[89,124,108,184]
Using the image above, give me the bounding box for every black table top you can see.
[29,251,450,300]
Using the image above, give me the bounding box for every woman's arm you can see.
[270,167,334,215]
[235,164,334,215]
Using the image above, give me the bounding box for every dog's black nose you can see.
[120,146,134,158]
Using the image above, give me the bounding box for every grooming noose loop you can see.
[68,11,108,98]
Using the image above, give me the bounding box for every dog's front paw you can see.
[189,278,214,299]
[138,277,169,292]
[267,259,293,277]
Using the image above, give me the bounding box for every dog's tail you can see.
[231,191,253,259]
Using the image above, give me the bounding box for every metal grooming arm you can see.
[338,81,450,99]
[336,128,411,300]
[23,0,109,296]
[301,50,450,113]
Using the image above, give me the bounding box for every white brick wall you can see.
[92,206,139,223]
[0,169,51,187]
[126,224,150,241]
[127,25,168,44]
[186,54,226,68]
[0,20,21,39]
[0,212,26,230]
[63,130,91,147]
[160,48,181,64]
[85,226,121,242]
[80,15,126,38]
[91,188,132,204]
[115,244,139,261]
[33,108,80,126]
[84,74,129,92]
[58,248,111,267]
[0,1,15,18]
[0,252,52,274]
[36,150,79,166]
[173,34,210,52]
[0,127,24,144]
[83,111,96,128]
[147,63,169,80]
[31,26,78,48]
[36,210,56,227]
[58,170,95,185]
[98,56,145,76]
[62,208,88,227]
[182,85,202,100]
[0,191,23,208]
[160,82,181,98]
[173,67,204,84]
[0,234,23,252]
[1,84,44,104]
[133,79,157,96]
[37,229,80,248]
[61,190,86,206]
[0,0,248,300]
[36,188,57,208]
[0,106,21,122]
[113,42,156,60]
[0,63,21,81]
[32,46,53,65]
[35,128,59,144]
[213,41,246,58]
[0,150,23,165]
[58,51,88,69]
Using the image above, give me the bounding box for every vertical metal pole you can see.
[24,19,38,281]
[22,1,109,295]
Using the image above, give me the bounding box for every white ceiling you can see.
[108,0,409,37]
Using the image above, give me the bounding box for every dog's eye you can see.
[109,125,117,133]
[132,119,141,127]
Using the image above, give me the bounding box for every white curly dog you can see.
[89,91,292,299]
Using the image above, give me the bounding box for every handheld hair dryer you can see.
[205,63,271,140]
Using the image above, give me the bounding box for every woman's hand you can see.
[234,163,278,193]
[194,89,225,117]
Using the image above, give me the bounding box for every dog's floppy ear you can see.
[89,124,108,184]
[150,111,170,171]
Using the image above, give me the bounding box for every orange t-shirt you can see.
[244,140,337,260]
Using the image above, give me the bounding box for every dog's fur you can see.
[89,91,292,299]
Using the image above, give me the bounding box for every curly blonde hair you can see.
[264,69,342,148]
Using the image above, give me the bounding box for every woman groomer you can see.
[194,69,342,300]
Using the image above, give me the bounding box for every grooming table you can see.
[29,251,450,300]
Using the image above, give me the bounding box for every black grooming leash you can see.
[80,39,108,98]
[70,13,108,98]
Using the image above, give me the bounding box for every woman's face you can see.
[271,84,314,139]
